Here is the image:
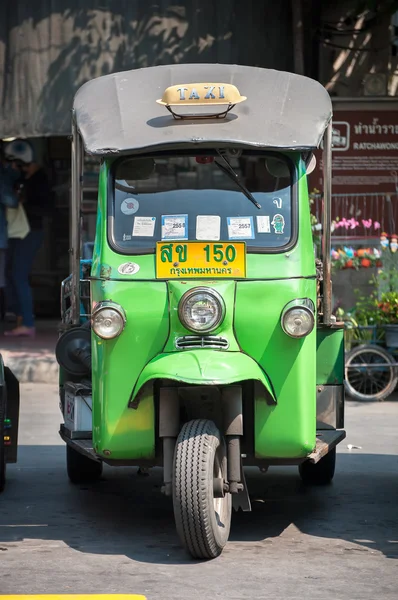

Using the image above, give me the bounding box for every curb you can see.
[2,350,58,384]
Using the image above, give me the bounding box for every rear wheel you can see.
[66,444,103,484]
[299,447,336,485]
[173,419,232,559]
[345,345,398,402]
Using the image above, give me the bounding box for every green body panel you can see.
[316,327,345,385]
[164,280,240,352]
[132,350,275,401]
[86,154,321,461]
[234,278,317,458]
[91,279,169,459]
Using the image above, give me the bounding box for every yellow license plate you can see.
[156,241,246,278]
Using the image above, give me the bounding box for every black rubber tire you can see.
[66,444,103,484]
[345,344,398,402]
[299,447,336,485]
[173,419,232,559]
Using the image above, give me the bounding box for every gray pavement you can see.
[1,384,397,599]
[1,320,58,384]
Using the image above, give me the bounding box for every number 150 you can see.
[203,244,236,263]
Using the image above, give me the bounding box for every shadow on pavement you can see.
[1,446,397,564]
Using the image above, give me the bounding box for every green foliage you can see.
[377,251,398,294]
[337,289,398,349]
[337,288,398,350]
[376,291,398,325]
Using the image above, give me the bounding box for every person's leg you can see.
[0,250,6,321]
[5,231,44,335]
[5,238,20,321]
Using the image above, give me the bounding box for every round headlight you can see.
[281,303,314,338]
[178,288,225,333]
[92,303,126,339]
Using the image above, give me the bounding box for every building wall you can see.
[0,0,294,138]
[318,1,398,97]
[314,2,398,312]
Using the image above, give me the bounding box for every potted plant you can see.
[378,233,398,294]
[375,291,398,348]
[336,301,382,352]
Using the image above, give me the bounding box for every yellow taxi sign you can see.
[156,83,246,107]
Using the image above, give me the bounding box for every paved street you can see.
[1,384,397,600]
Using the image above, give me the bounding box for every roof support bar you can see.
[71,114,83,326]
[322,121,332,325]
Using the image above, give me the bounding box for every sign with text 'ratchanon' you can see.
[309,107,398,233]
[310,108,398,196]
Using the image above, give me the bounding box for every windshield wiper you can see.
[215,150,261,210]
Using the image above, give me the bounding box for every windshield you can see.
[111,151,295,253]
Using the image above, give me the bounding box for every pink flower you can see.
[362,219,372,229]
[374,221,381,230]
[349,218,359,230]
[339,218,349,230]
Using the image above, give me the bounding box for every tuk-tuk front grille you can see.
[175,335,229,350]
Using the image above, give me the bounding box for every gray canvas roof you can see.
[73,64,332,156]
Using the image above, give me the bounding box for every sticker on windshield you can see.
[161,214,188,240]
[196,215,221,240]
[133,216,156,237]
[256,215,270,233]
[118,262,140,275]
[273,197,283,209]
[121,198,139,215]
[227,216,254,240]
[271,214,285,234]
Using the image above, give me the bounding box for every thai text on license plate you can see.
[156,241,246,278]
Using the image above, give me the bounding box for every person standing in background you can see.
[0,147,20,320]
[3,139,51,337]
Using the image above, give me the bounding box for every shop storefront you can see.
[309,99,398,310]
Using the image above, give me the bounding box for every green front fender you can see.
[132,350,276,402]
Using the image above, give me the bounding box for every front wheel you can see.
[66,444,103,484]
[299,447,336,485]
[173,419,232,559]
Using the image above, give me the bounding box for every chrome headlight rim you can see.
[281,299,315,339]
[178,287,225,334]
[91,301,126,340]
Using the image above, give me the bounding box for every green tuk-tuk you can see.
[56,64,345,559]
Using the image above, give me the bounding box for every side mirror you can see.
[305,154,317,175]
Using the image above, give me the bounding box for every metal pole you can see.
[71,114,82,326]
[322,121,333,325]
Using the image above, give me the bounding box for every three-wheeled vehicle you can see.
[56,64,346,559]
[0,354,20,493]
